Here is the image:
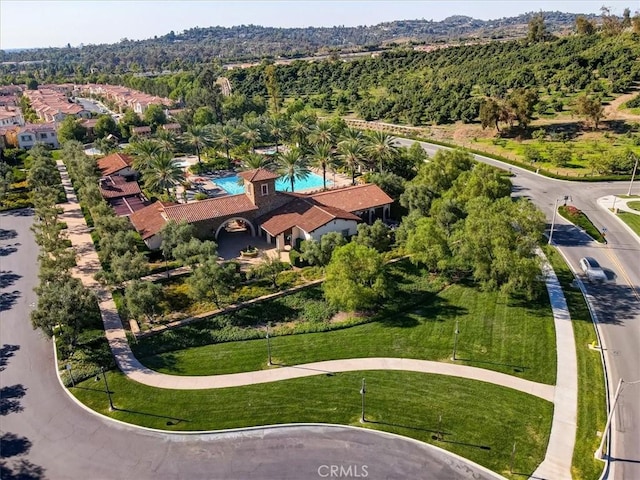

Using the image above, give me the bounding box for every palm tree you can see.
[240,118,263,153]
[309,120,335,147]
[142,151,185,197]
[154,128,178,154]
[266,115,289,153]
[276,148,310,192]
[338,139,365,186]
[211,124,240,163]
[182,125,212,167]
[339,127,363,144]
[130,138,163,173]
[366,130,398,173]
[310,143,338,190]
[241,152,273,171]
[289,111,315,149]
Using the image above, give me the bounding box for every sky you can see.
[1,0,636,50]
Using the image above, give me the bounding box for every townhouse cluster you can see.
[78,84,172,115]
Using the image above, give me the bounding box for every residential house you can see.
[0,106,24,127]
[5,123,59,149]
[97,152,136,178]
[99,175,147,217]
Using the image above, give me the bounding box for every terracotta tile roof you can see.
[164,194,258,223]
[238,168,280,182]
[129,201,175,239]
[99,176,142,199]
[132,126,151,133]
[97,153,134,176]
[260,197,360,237]
[310,184,393,213]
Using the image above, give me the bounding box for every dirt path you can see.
[602,84,640,120]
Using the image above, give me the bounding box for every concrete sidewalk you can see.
[55,160,577,479]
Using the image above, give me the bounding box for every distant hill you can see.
[0,11,599,73]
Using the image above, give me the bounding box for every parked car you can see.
[579,257,607,282]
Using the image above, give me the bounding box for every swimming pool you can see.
[214,173,332,195]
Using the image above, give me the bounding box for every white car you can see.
[579,257,607,282]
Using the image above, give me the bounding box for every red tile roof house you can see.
[129,168,393,251]
[97,152,136,177]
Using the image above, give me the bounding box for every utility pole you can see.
[627,152,639,196]
[266,323,272,366]
[595,378,624,460]
[100,366,115,411]
[548,195,570,245]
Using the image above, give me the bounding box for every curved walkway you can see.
[56,160,577,479]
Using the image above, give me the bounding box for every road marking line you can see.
[602,246,640,302]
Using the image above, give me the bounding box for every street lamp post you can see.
[360,378,366,423]
[628,153,639,197]
[100,366,115,411]
[266,323,272,366]
[451,320,460,361]
[548,195,570,245]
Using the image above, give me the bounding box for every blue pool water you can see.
[214,173,332,195]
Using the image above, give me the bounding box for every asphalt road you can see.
[398,138,640,478]
[0,208,499,480]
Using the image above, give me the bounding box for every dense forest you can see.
[0,11,601,74]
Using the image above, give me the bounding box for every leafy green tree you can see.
[527,13,547,43]
[173,238,217,268]
[160,220,196,262]
[276,147,310,192]
[94,114,118,139]
[142,151,185,196]
[130,138,163,173]
[143,104,167,131]
[455,197,545,299]
[449,163,512,204]
[118,109,142,139]
[324,242,389,312]
[239,117,264,152]
[264,64,281,113]
[400,183,436,216]
[57,115,87,143]
[573,95,604,130]
[575,16,596,35]
[266,114,289,152]
[367,171,406,200]
[125,280,162,323]
[102,251,149,286]
[0,160,13,200]
[479,97,503,131]
[250,253,288,288]
[300,231,347,266]
[188,259,240,308]
[353,220,392,253]
[506,88,539,128]
[98,229,139,265]
[289,111,315,149]
[192,106,216,126]
[405,216,455,274]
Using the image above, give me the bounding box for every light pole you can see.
[100,366,115,411]
[595,378,624,460]
[266,323,272,366]
[548,195,570,245]
[451,320,460,361]
[627,152,639,196]
[360,378,366,423]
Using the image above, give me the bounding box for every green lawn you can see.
[544,247,606,480]
[626,201,640,212]
[72,369,552,479]
[136,278,557,385]
[617,212,640,236]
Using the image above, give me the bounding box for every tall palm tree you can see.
[182,125,212,167]
[276,148,310,192]
[211,124,240,163]
[142,151,185,197]
[266,115,289,153]
[154,128,178,154]
[309,120,335,147]
[338,139,365,186]
[339,127,363,144]
[310,142,338,190]
[240,118,263,153]
[366,130,398,173]
[130,138,163,173]
[289,111,315,149]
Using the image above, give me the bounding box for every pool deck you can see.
[178,168,353,203]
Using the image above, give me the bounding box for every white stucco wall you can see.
[144,234,162,251]
[308,219,358,241]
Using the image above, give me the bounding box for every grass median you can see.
[617,211,640,236]
[135,279,557,385]
[544,247,606,480]
[72,369,552,479]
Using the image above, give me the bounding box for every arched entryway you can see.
[214,217,256,239]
